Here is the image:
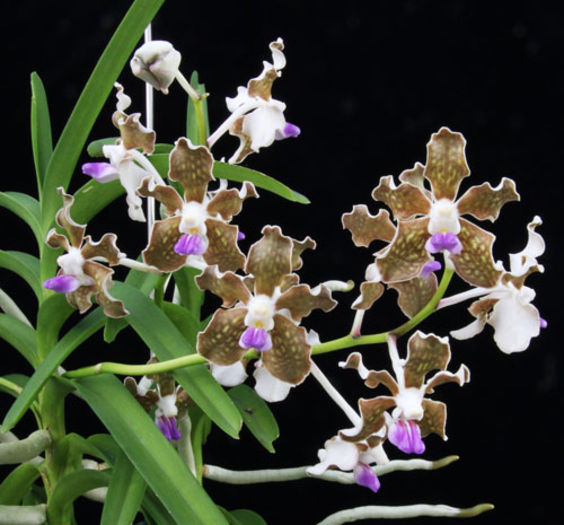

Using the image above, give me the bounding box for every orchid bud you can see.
[130,40,181,94]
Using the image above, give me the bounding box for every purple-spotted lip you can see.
[174,233,207,256]
[157,416,181,441]
[353,463,380,493]
[425,232,463,255]
[276,122,301,140]
[388,419,425,455]
[239,326,273,352]
[43,274,81,294]
[81,162,119,183]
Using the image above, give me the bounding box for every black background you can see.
[2,1,562,524]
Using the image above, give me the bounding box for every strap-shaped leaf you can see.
[161,302,201,348]
[110,282,242,438]
[2,308,105,433]
[41,0,166,230]
[75,374,228,525]
[141,488,178,525]
[228,385,279,453]
[71,179,124,225]
[47,469,110,524]
[0,250,41,300]
[0,314,37,368]
[0,193,42,246]
[0,463,41,505]
[213,161,310,204]
[229,509,268,525]
[101,449,146,525]
[36,294,74,360]
[186,71,209,145]
[30,72,53,197]
[173,266,204,315]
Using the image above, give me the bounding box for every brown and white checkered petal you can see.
[388,273,438,318]
[168,138,214,203]
[371,175,431,220]
[55,188,85,248]
[423,127,470,201]
[203,219,246,272]
[280,274,300,293]
[66,280,97,314]
[228,117,254,164]
[352,281,384,311]
[248,68,279,101]
[81,234,123,265]
[290,236,316,271]
[456,178,520,221]
[376,218,432,283]
[419,399,447,439]
[206,182,258,221]
[501,267,542,289]
[275,284,337,322]
[342,206,396,248]
[118,113,156,154]
[137,178,183,215]
[197,308,247,366]
[83,261,128,318]
[450,218,502,288]
[124,378,158,412]
[404,332,451,389]
[46,228,70,251]
[341,397,396,442]
[364,370,400,396]
[425,364,470,394]
[143,216,186,272]
[155,372,176,397]
[195,265,251,307]
[261,314,311,384]
[246,226,293,295]
[398,162,430,197]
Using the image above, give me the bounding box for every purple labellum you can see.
[81,162,119,183]
[239,327,273,352]
[174,233,206,256]
[420,260,442,278]
[353,463,381,493]
[237,231,246,241]
[43,274,81,294]
[276,122,301,140]
[388,419,426,454]
[540,317,548,329]
[156,416,181,441]
[425,232,463,255]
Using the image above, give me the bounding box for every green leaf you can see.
[30,72,53,197]
[101,450,146,525]
[71,178,125,225]
[141,489,177,525]
[47,469,110,524]
[228,385,279,453]
[0,192,42,246]
[41,0,166,230]
[230,509,268,525]
[0,314,37,367]
[2,308,105,433]
[36,293,74,360]
[75,374,228,525]
[173,266,204,317]
[0,250,41,301]
[0,463,41,505]
[213,161,310,204]
[161,302,201,348]
[87,138,173,157]
[104,267,159,343]
[190,407,212,482]
[110,282,242,438]
[186,71,209,144]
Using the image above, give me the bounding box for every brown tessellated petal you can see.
[197,308,247,365]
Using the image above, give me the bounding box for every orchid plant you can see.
[0,2,546,524]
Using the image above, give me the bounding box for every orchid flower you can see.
[358,127,520,288]
[82,83,164,221]
[450,216,545,353]
[208,38,300,163]
[340,333,469,455]
[43,188,128,318]
[139,138,257,273]
[196,226,337,402]
[130,40,181,94]
[307,434,387,493]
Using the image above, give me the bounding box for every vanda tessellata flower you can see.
[196,226,337,402]
[43,188,128,318]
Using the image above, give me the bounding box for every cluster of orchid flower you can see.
[41,36,545,500]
